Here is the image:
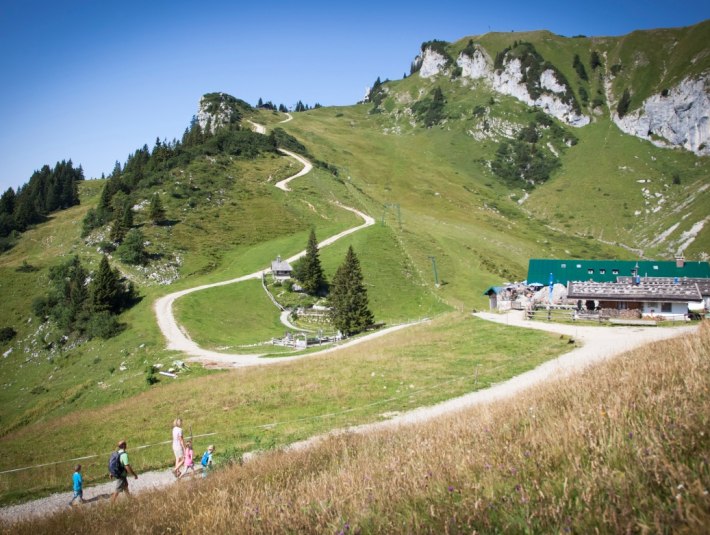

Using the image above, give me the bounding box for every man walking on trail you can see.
[110,440,138,501]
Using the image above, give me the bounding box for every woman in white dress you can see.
[172,417,186,477]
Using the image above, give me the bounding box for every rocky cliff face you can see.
[414,42,708,154]
[614,76,709,156]
[417,49,449,79]
[197,92,241,134]
[416,44,589,127]
[455,46,590,127]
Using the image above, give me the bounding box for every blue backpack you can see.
[201,450,210,467]
[108,451,123,477]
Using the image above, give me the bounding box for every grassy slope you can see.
[430,26,710,257]
[177,222,450,352]
[8,320,708,534]
[605,20,710,106]
[280,97,628,309]
[526,118,710,256]
[0,149,365,444]
[0,315,569,504]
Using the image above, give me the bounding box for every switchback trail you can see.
[153,119,377,367]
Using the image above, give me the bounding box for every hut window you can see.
[599,269,606,275]
[661,302,672,313]
[612,269,619,275]
[587,268,594,274]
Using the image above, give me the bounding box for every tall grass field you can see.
[5,323,707,534]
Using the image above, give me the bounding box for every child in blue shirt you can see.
[69,464,84,505]
[201,445,214,478]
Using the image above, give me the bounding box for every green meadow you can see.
[0,23,708,510]
[0,315,570,504]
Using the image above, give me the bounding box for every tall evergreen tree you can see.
[299,229,327,295]
[0,189,16,236]
[328,246,374,336]
[149,193,166,224]
[0,188,16,214]
[90,256,122,313]
[110,203,133,243]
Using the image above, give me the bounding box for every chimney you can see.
[675,254,685,268]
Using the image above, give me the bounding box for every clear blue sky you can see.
[0,0,707,192]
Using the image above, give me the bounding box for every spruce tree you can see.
[117,228,147,265]
[110,203,133,243]
[90,256,121,313]
[0,188,16,215]
[149,194,166,224]
[299,229,327,295]
[328,246,374,336]
[590,50,602,70]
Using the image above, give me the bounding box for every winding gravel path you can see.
[285,311,698,441]
[153,118,376,367]
[1,311,695,524]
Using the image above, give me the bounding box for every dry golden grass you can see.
[6,323,709,534]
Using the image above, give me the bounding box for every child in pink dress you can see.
[179,441,195,478]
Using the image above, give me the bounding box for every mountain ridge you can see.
[390,21,710,154]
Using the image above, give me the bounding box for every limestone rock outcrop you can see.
[614,76,709,156]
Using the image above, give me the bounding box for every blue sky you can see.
[0,0,707,192]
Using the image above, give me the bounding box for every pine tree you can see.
[149,194,166,224]
[299,229,327,295]
[110,203,133,243]
[117,228,147,265]
[328,246,374,336]
[42,255,90,331]
[90,256,121,313]
[0,188,16,215]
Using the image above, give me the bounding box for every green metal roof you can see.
[527,258,710,286]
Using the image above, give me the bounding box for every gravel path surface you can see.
[285,311,697,443]
[0,312,695,524]
[0,468,196,524]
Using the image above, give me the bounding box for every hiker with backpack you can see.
[109,440,138,501]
